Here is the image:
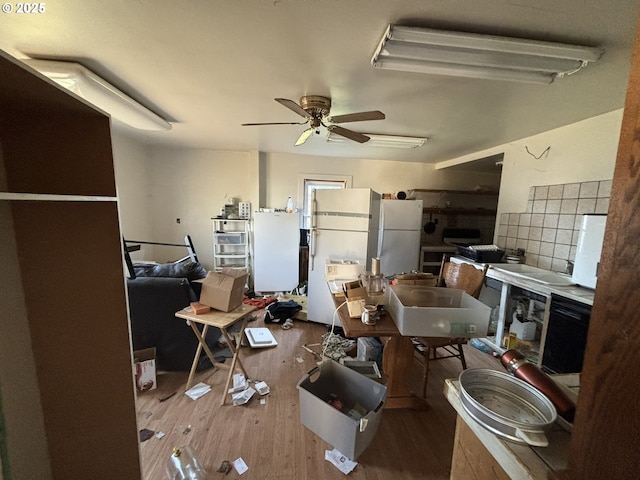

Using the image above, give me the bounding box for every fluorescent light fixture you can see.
[23,58,171,131]
[372,25,603,84]
[326,131,427,148]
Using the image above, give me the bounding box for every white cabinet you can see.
[213,218,250,272]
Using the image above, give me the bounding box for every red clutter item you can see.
[501,349,576,423]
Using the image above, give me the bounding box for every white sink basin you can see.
[490,264,575,286]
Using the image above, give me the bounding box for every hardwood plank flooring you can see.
[136,312,501,479]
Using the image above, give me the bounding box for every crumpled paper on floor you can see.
[232,386,256,406]
[325,448,357,474]
[185,382,211,400]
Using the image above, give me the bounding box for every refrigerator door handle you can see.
[309,228,317,270]
[310,189,317,270]
[377,230,384,257]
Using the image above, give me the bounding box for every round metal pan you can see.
[459,368,557,447]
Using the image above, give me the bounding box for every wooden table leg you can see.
[221,315,250,405]
[380,335,427,410]
[185,323,223,391]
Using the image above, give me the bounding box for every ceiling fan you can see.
[241,95,385,146]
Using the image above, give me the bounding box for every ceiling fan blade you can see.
[275,98,311,119]
[328,110,385,123]
[327,125,370,144]
[241,121,307,126]
[295,127,315,146]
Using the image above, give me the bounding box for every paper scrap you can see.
[154,431,165,439]
[325,448,357,474]
[228,373,248,393]
[255,380,270,395]
[185,382,211,400]
[260,398,266,405]
[232,387,256,406]
[233,457,249,475]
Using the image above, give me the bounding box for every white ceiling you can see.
[1,0,638,171]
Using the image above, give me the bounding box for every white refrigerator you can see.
[307,188,381,325]
[253,211,300,293]
[572,214,607,289]
[377,199,424,275]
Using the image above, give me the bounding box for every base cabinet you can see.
[450,418,511,480]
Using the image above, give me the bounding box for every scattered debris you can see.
[281,318,294,330]
[301,344,322,361]
[325,448,357,474]
[139,428,154,442]
[232,387,256,406]
[260,398,267,405]
[321,332,355,360]
[185,382,211,400]
[182,425,192,435]
[217,460,233,474]
[233,457,249,475]
[228,373,248,393]
[295,354,305,363]
[159,392,176,402]
[255,381,270,395]
[154,431,165,439]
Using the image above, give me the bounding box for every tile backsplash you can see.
[496,180,611,272]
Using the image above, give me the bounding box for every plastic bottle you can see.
[166,445,207,480]
[286,196,294,213]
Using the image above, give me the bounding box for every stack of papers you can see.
[245,328,278,348]
[185,382,211,400]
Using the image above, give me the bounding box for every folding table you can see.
[175,303,256,405]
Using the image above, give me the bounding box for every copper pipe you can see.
[501,349,576,423]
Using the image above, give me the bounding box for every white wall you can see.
[439,109,623,237]
[111,133,154,260]
[146,147,255,270]
[261,152,501,211]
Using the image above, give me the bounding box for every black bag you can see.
[264,300,302,323]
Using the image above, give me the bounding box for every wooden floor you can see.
[136,312,501,480]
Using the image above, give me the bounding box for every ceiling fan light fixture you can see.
[371,25,603,84]
[326,132,427,149]
[22,58,172,131]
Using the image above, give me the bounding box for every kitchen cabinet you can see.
[452,257,594,368]
[0,52,141,478]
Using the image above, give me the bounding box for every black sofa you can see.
[126,261,222,372]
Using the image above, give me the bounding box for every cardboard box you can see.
[199,268,248,312]
[387,285,490,337]
[297,360,387,460]
[343,280,367,318]
[133,348,157,392]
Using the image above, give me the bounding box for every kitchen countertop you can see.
[445,375,576,479]
[453,256,595,305]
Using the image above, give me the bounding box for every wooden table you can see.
[175,303,257,405]
[333,296,425,410]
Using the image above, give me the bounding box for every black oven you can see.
[541,295,592,374]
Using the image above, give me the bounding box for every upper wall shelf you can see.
[422,207,497,216]
[411,189,498,196]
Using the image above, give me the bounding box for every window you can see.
[299,175,351,229]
